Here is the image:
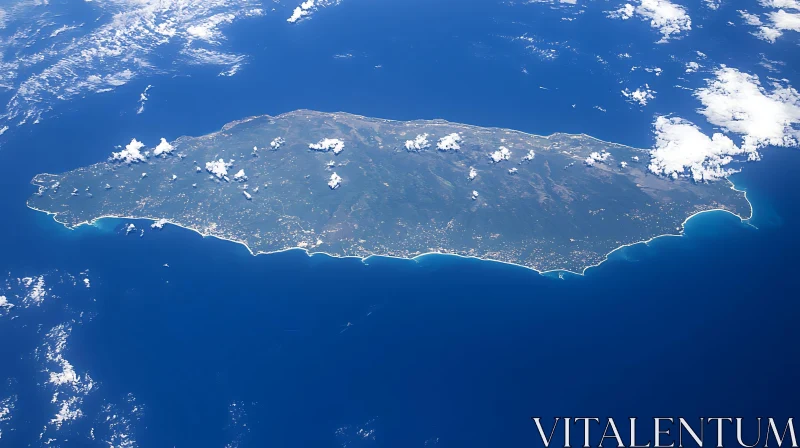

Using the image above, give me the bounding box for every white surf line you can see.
[25,111,753,277]
[26,175,753,278]
[574,177,753,276]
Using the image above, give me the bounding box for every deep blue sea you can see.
[1,0,799,446]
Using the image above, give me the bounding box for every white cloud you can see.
[584,150,612,166]
[695,66,800,153]
[471,190,479,200]
[522,149,536,162]
[288,0,315,23]
[612,3,636,18]
[0,0,264,129]
[745,13,799,41]
[404,134,431,151]
[739,10,763,25]
[621,85,656,106]
[180,46,246,71]
[644,66,663,76]
[437,133,462,151]
[0,396,15,437]
[110,139,147,164]
[738,10,784,42]
[489,146,512,163]
[756,25,784,41]
[136,84,152,114]
[287,0,342,23]
[740,1,800,41]
[309,138,345,154]
[769,9,800,31]
[233,169,247,181]
[50,24,81,38]
[759,55,785,72]
[648,116,744,181]
[512,34,560,60]
[95,395,144,448]
[468,167,478,180]
[270,137,285,150]
[0,295,13,313]
[759,0,800,10]
[50,397,83,429]
[186,13,236,44]
[39,324,96,433]
[705,0,721,9]
[686,61,700,73]
[153,138,174,156]
[104,69,136,87]
[49,359,80,388]
[206,159,232,180]
[328,172,342,190]
[16,276,47,308]
[609,0,692,42]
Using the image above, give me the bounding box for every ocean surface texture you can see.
[0,0,798,446]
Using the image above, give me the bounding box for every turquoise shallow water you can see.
[2,143,797,446]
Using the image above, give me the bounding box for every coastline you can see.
[25,175,754,277]
[25,109,655,188]
[176,109,652,155]
[23,108,754,276]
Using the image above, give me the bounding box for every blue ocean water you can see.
[1,0,799,446]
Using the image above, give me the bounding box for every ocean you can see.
[0,0,798,446]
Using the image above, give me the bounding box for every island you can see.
[27,110,751,273]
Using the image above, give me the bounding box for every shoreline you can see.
[25,176,753,277]
[23,108,754,276]
[26,108,654,183]
[229,109,651,153]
